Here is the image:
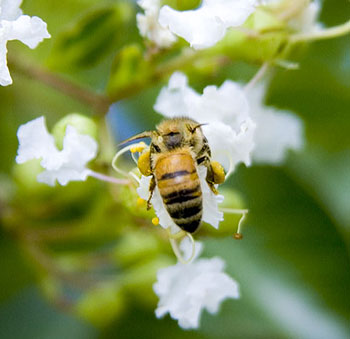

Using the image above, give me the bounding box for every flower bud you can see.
[52,113,98,149]
[75,282,125,327]
[113,230,162,267]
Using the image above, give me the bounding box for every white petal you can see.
[247,83,304,164]
[0,36,12,86]
[153,253,239,329]
[198,166,224,229]
[62,125,98,172]
[159,0,257,49]
[16,118,98,186]
[136,0,177,48]
[252,108,304,164]
[289,0,322,33]
[16,116,62,170]
[154,72,200,118]
[0,0,23,20]
[2,15,50,49]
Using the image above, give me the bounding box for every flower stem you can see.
[290,19,350,43]
[244,62,270,92]
[8,54,111,115]
[88,170,130,185]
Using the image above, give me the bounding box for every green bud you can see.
[75,281,125,327]
[12,159,49,193]
[118,184,154,220]
[107,44,151,100]
[113,230,161,267]
[211,9,288,63]
[121,256,174,306]
[52,113,98,149]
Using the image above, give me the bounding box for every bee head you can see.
[155,118,205,150]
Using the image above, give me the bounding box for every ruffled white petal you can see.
[154,72,255,171]
[2,15,50,49]
[159,0,257,49]
[154,239,239,329]
[16,116,62,170]
[137,0,177,48]
[247,83,304,164]
[154,72,200,118]
[0,0,23,21]
[0,1,50,86]
[16,117,98,186]
[137,165,223,233]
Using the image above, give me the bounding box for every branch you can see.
[8,54,111,115]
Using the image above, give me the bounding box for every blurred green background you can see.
[0,0,349,338]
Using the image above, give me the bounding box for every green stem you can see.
[290,19,350,43]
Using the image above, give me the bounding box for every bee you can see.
[123,117,225,233]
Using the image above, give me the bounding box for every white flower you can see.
[153,238,239,329]
[136,0,177,48]
[0,0,50,86]
[154,72,256,171]
[16,116,98,186]
[158,0,257,49]
[289,0,322,33]
[137,166,224,234]
[246,83,304,164]
[262,0,322,33]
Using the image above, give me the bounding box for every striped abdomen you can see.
[155,152,202,233]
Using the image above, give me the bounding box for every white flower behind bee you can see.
[153,237,239,329]
[0,0,50,86]
[136,0,177,48]
[154,72,256,171]
[16,116,98,186]
[158,0,257,49]
[246,83,304,164]
[263,0,322,33]
[137,166,224,234]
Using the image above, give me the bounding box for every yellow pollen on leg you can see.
[211,161,226,184]
[152,217,159,225]
[137,150,151,176]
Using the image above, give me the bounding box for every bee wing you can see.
[119,131,155,146]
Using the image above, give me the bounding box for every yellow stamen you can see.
[130,142,146,153]
[152,217,159,225]
[137,198,146,207]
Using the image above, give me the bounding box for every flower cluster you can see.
[0,0,50,86]
[137,0,257,49]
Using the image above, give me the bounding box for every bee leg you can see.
[147,176,156,210]
[204,160,225,195]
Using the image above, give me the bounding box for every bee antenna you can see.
[118,131,154,146]
[187,123,208,133]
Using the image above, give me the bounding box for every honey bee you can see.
[123,117,225,233]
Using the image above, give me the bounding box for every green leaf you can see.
[200,165,350,338]
[48,2,137,70]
